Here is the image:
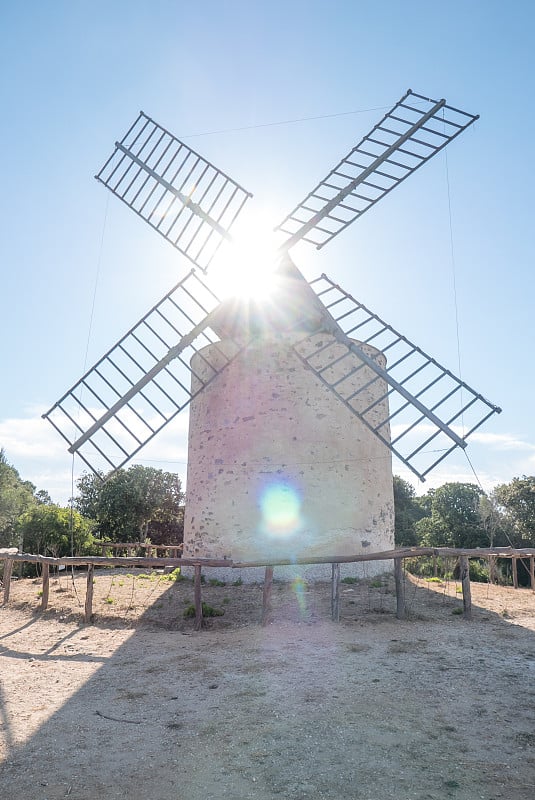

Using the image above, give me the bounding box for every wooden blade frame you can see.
[276,89,479,251]
[291,274,501,481]
[43,271,248,476]
[96,111,252,272]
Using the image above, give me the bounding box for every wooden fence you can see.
[1,546,534,631]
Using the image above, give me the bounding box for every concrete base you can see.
[179,559,393,585]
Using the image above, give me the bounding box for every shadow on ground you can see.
[1,574,535,800]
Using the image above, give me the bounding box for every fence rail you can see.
[1,546,534,630]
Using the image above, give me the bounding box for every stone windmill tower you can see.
[44,90,500,576]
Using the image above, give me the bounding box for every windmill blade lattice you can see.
[43,271,247,475]
[44,91,500,485]
[276,89,478,251]
[96,111,252,272]
[292,274,501,481]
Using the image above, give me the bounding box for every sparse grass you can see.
[232,578,243,586]
[208,578,226,587]
[183,602,224,619]
[161,568,183,582]
[451,607,463,615]
[369,580,383,588]
[341,577,358,584]
[135,572,158,581]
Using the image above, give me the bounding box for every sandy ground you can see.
[1,567,535,800]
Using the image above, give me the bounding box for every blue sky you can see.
[1,0,534,504]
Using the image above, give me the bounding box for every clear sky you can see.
[1,0,534,504]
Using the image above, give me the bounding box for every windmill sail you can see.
[291,274,501,481]
[96,111,252,272]
[44,91,499,484]
[43,271,247,475]
[276,89,478,251]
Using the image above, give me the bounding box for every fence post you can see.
[512,557,518,589]
[331,563,341,622]
[41,563,50,611]
[261,566,274,626]
[84,564,94,623]
[394,557,407,619]
[460,555,472,620]
[530,557,535,592]
[2,558,13,605]
[194,565,203,631]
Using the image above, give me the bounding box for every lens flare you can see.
[292,576,307,613]
[259,481,302,539]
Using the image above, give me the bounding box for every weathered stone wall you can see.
[183,332,394,577]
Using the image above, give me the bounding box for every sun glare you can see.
[212,220,281,301]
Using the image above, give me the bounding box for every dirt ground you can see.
[1,567,535,800]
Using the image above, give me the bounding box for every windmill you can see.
[44,90,500,573]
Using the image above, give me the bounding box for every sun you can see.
[211,216,281,302]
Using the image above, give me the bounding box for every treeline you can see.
[2,446,535,574]
[394,475,535,584]
[0,449,184,563]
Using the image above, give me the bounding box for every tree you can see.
[73,470,104,521]
[493,476,535,546]
[478,494,512,548]
[393,476,425,546]
[415,482,486,548]
[74,465,184,543]
[0,448,37,547]
[17,504,96,558]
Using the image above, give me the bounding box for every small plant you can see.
[369,580,383,588]
[183,602,224,619]
[425,576,443,583]
[451,607,463,615]
[222,597,230,605]
[469,559,489,583]
[456,586,462,593]
[135,572,158,581]
[104,597,114,604]
[232,578,243,587]
[208,578,226,587]
[341,577,358,584]
[162,568,183,582]
[37,589,43,597]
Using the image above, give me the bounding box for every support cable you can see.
[69,194,110,596]
[444,129,464,438]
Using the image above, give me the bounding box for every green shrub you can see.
[469,559,489,583]
[183,602,224,619]
[161,567,183,582]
